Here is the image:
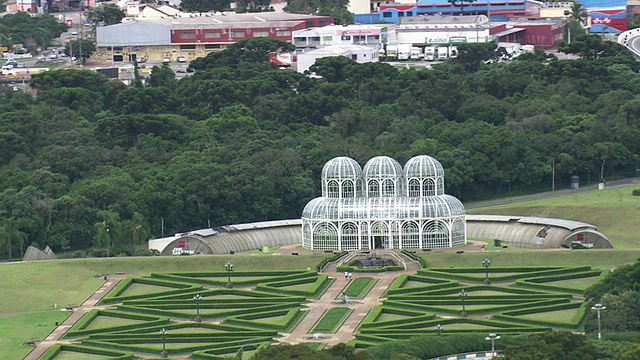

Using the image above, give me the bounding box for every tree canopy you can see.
[1,38,639,259]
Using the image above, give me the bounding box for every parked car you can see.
[49,53,58,60]
[177,56,187,63]
[136,57,147,63]
[6,60,18,67]
[71,31,78,36]
[162,57,171,63]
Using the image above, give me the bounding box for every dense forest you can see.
[1,37,640,257]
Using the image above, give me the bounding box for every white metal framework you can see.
[302,155,466,250]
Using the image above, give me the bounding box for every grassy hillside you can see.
[467,184,640,249]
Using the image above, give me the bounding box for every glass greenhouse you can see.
[302,155,466,250]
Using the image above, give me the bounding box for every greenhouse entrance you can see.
[373,236,384,249]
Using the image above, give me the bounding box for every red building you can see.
[95,12,333,63]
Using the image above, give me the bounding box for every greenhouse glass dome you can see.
[302,155,466,250]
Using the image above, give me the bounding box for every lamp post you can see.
[482,258,491,285]
[591,303,606,339]
[485,333,500,356]
[159,328,168,358]
[459,289,468,317]
[435,323,444,335]
[586,166,590,185]
[225,261,234,288]
[193,294,202,322]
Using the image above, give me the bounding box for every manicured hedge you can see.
[256,274,332,298]
[40,343,135,360]
[100,277,201,304]
[65,309,170,338]
[336,264,404,273]
[150,270,317,287]
[401,250,427,268]
[317,251,349,272]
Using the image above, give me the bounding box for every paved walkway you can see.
[278,251,421,346]
[24,274,126,360]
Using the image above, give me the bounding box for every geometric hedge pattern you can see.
[40,266,607,358]
[355,266,607,347]
[42,270,332,360]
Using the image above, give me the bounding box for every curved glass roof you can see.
[405,155,445,178]
[363,156,404,180]
[322,157,363,181]
[302,195,465,221]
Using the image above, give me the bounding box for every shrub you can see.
[632,189,640,196]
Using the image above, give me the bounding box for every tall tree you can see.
[180,0,231,13]
[85,4,126,27]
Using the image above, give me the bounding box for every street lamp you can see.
[193,294,202,322]
[591,303,606,339]
[485,333,500,356]
[159,328,168,358]
[435,323,444,335]
[586,167,590,185]
[459,289,468,317]
[482,258,491,285]
[225,261,234,288]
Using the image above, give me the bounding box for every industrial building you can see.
[93,12,333,63]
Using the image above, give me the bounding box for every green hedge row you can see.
[336,264,405,273]
[40,343,135,360]
[150,270,317,287]
[120,287,308,303]
[256,274,332,298]
[401,250,427,268]
[493,302,589,329]
[115,301,301,320]
[100,277,201,304]
[417,266,593,283]
[65,309,170,338]
[385,274,458,295]
[514,270,608,294]
[224,307,306,332]
[191,342,269,359]
[80,335,274,355]
[317,251,349,271]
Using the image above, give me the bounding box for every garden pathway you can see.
[278,250,421,347]
[24,273,126,360]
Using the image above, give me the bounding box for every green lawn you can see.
[311,307,353,333]
[342,277,376,299]
[0,311,71,360]
[52,352,115,360]
[467,184,640,249]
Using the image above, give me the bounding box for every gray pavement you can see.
[278,250,420,347]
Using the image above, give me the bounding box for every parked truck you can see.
[397,44,412,60]
[424,46,436,61]
[437,46,448,60]
[410,47,423,60]
[386,43,399,60]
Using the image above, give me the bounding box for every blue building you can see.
[355,0,531,24]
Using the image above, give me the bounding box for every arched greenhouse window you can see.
[341,222,359,250]
[423,179,435,196]
[423,220,449,248]
[382,179,395,197]
[342,180,354,198]
[328,180,339,198]
[313,222,339,250]
[401,221,420,249]
[408,179,421,197]
[368,180,380,198]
